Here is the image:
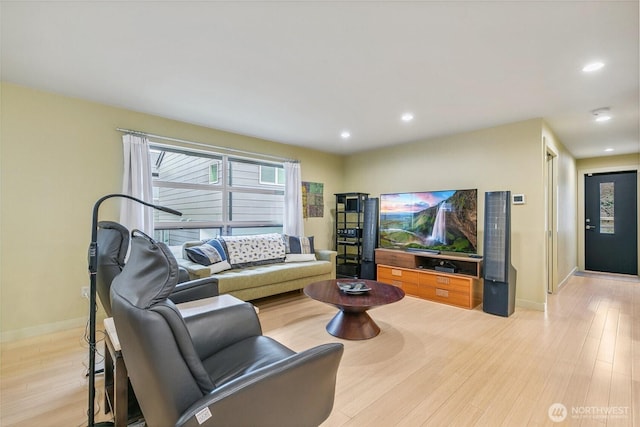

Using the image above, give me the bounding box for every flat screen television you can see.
[379,189,478,254]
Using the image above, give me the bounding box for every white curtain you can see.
[283,161,304,236]
[120,134,154,235]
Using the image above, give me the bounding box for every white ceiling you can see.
[1,1,638,158]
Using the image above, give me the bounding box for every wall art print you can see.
[302,181,324,218]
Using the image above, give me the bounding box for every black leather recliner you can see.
[97,221,218,316]
[111,230,344,427]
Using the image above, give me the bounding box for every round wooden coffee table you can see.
[304,279,405,340]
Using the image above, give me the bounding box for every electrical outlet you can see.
[81,286,90,299]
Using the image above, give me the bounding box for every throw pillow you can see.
[185,239,227,266]
[284,235,316,262]
[219,233,286,268]
[206,238,232,273]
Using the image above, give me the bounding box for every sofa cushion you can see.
[219,233,286,268]
[184,239,232,274]
[214,260,332,294]
[284,235,316,263]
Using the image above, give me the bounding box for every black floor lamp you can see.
[87,194,181,426]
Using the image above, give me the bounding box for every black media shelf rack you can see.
[335,192,369,278]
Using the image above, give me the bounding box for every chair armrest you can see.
[182,303,262,359]
[176,342,344,427]
[177,266,191,283]
[169,276,219,305]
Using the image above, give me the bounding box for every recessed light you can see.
[582,62,605,72]
[604,148,614,152]
[592,107,612,122]
[340,131,351,139]
[401,113,414,122]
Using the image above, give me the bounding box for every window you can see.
[259,165,285,185]
[209,162,220,184]
[600,182,614,234]
[150,144,285,245]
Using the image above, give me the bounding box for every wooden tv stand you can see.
[375,248,483,309]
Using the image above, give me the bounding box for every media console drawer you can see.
[375,249,416,269]
[418,284,470,307]
[376,249,483,310]
[418,273,470,293]
[377,265,419,295]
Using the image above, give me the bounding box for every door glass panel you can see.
[599,182,614,234]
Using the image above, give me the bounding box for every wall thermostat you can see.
[512,194,526,205]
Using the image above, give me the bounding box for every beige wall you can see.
[577,153,640,171]
[0,83,343,340]
[343,118,578,310]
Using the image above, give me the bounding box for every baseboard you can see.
[512,267,578,313]
[557,266,578,291]
[0,316,89,343]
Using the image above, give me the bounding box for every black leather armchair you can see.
[97,221,218,316]
[111,230,344,427]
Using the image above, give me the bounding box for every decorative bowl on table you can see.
[337,281,371,294]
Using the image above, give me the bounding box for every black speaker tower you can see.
[482,191,517,317]
[360,198,379,280]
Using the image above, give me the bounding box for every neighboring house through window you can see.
[259,165,285,185]
[149,144,285,246]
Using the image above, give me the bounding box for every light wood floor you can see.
[1,273,638,426]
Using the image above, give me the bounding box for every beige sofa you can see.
[173,235,336,301]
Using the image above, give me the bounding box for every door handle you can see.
[586,225,596,231]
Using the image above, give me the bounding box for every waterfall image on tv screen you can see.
[379,189,478,253]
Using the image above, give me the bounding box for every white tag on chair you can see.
[195,407,212,424]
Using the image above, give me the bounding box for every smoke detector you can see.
[592,108,612,122]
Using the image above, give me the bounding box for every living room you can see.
[1,1,639,426]
[1,82,581,339]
